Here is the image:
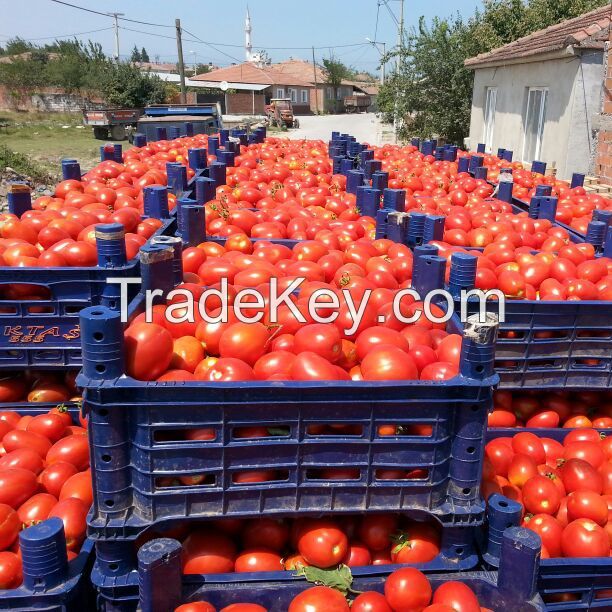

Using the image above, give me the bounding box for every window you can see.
[276,87,284,98]
[523,87,548,162]
[288,88,297,103]
[301,89,308,103]
[482,87,497,152]
[326,87,333,100]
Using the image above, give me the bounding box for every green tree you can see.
[130,45,141,63]
[322,56,350,113]
[140,47,150,63]
[99,61,168,107]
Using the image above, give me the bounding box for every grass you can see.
[0,110,125,180]
[0,145,53,183]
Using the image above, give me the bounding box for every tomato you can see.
[59,470,93,507]
[566,490,608,526]
[204,358,255,381]
[48,498,88,550]
[46,435,90,471]
[0,448,44,474]
[26,413,67,443]
[355,327,410,360]
[384,567,432,612]
[559,459,603,494]
[2,429,52,458]
[124,323,174,381]
[242,518,289,552]
[512,432,546,465]
[0,551,22,589]
[294,324,342,362]
[523,514,563,557]
[219,322,270,366]
[288,586,350,612]
[17,493,57,527]
[361,346,418,381]
[351,592,393,612]
[484,440,514,478]
[182,530,237,574]
[0,468,38,509]
[220,605,267,612]
[343,541,372,567]
[290,352,340,381]
[39,462,79,498]
[563,441,605,470]
[507,454,537,488]
[522,475,561,515]
[0,504,20,550]
[432,582,480,612]
[391,522,440,564]
[297,520,348,568]
[561,518,610,557]
[175,603,216,612]
[357,515,398,552]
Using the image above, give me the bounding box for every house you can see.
[134,62,178,74]
[191,59,375,115]
[464,5,611,180]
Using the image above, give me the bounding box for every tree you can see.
[193,63,211,76]
[322,56,350,113]
[100,61,168,107]
[140,47,150,63]
[377,0,610,143]
[130,45,141,63]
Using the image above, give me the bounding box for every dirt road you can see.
[285,113,392,145]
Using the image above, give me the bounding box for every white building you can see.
[464,5,610,179]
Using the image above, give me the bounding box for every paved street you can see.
[285,113,393,146]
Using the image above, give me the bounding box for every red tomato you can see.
[0,469,38,509]
[358,514,398,552]
[17,493,57,527]
[361,346,418,380]
[124,323,174,381]
[561,518,610,557]
[342,541,372,567]
[0,448,44,474]
[566,490,608,526]
[175,604,216,612]
[219,322,270,366]
[26,413,67,443]
[351,592,393,612]
[59,471,93,507]
[0,504,20,550]
[294,324,342,363]
[288,586,350,612]
[48,498,88,550]
[182,530,237,574]
[522,476,561,515]
[234,548,283,572]
[297,520,348,568]
[0,551,22,589]
[46,435,90,471]
[559,459,603,494]
[432,581,480,612]
[39,462,79,498]
[523,514,563,557]
[2,429,52,458]
[242,518,289,552]
[391,522,440,564]
[384,567,432,612]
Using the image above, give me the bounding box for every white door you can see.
[523,88,548,162]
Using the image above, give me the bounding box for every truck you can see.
[343,95,372,114]
[82,108,142,141]
[83,103,223,142]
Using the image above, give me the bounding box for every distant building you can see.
[464,5,611,180]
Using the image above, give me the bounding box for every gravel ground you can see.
[285,113,393,146]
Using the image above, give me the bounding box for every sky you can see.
[2,0,483,73]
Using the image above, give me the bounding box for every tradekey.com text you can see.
[107,277,506,332]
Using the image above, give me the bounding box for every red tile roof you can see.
[191,61,311,87]
[465,4,611,68]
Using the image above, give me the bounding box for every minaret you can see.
[245,6,252,62]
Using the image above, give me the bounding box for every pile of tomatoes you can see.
[483,429,612,559]
[432,239,612,301]
[151,514,441,576]
[488,390,612,429]
[0,379,91,589]
[123,236,465,382]
[175,568,489,612]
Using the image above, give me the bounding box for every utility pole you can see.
[109,12,124,61]
[312,46,319,114]
[175,18,187,104]
[393,0,404,142]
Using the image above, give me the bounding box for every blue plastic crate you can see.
[0,218,175,369]
[436,247,612,389]
[0,402,94,611]
[76,245,499,538]
[91,519,479,612]
[484,429,612,610]
[129,528,544,612]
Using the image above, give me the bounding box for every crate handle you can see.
[498,527,541,603]
[483,493,523,567]
[138,538,183,612]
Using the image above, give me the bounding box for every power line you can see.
[119,25,199,44]
[48,0,174,28]
[0,27,113,42]
[181,27,244,64]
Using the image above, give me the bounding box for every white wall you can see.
[468,52,603,179]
